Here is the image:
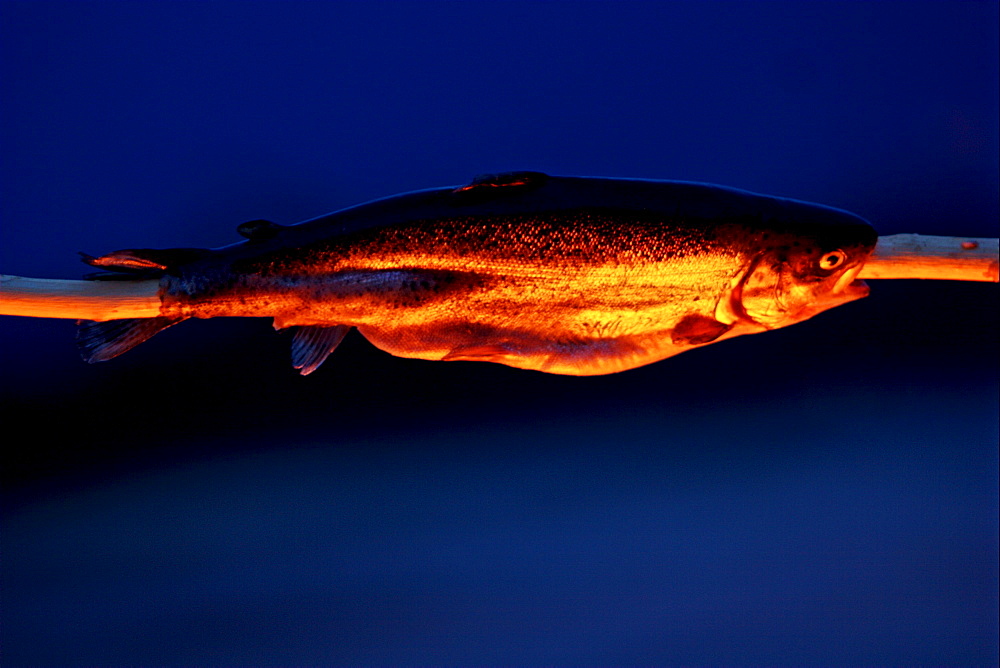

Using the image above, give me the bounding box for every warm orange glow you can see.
[3,230,995,374]
[858,234,999,283]
[156,212,872,375]
[0,275,162,320]
[1,173,993,376]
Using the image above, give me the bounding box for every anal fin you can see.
[291,325,351,375]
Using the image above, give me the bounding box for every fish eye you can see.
[818,250,846,270]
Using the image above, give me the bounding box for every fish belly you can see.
[167,217,747,374]
[338,268,732,375]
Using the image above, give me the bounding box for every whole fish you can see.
[79,172,877,375]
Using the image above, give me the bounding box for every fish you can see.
[77,172,877,376]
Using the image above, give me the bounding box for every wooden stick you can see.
[1,234,997,322]
[858,234,998,282]
[0,275,162,320]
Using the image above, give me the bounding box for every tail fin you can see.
[74,248,203,361]
[77,317,185,362]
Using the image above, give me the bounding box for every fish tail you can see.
[73,248,199,361]
[76,316,187,363]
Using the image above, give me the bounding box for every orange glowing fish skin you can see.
[80,173,877,375]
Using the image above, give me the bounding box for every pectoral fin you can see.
[670,314,733,345]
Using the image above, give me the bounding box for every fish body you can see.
[81,172,877,375]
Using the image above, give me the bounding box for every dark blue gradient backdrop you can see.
[1,2,997,665]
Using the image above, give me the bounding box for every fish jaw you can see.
[722,234,873,329]
[787,277,869,325]
[739,270,870,330]
[778,261,871,326]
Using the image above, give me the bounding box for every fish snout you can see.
[810,275,869,313]
[840,278,870,300]
[831,264,866,295]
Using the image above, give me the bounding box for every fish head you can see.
[725,213,878,329]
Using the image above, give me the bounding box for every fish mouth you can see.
[826,261,870,304]
[841,278,870,299]
[832,264,864,294]
[818,277,869,305]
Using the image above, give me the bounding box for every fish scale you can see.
[75,172,877,375]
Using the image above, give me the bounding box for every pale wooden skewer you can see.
[0,234,997,321]
[857,234,998,282]
[0,275,162,320]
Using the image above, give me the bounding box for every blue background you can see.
[1,2,997,665]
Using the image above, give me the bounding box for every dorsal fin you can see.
[237,219,284,241]
[451,171,549,202]
[290,325,351,375]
